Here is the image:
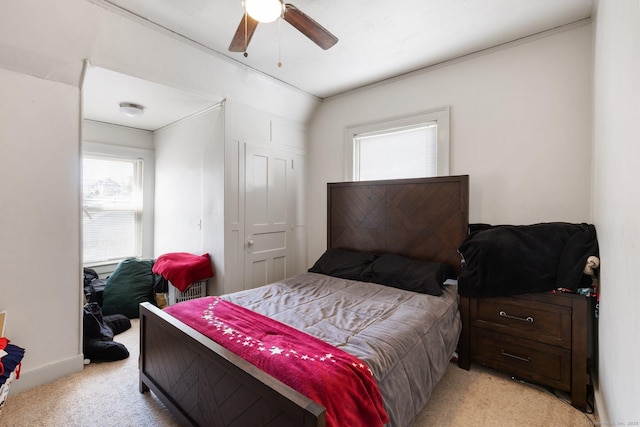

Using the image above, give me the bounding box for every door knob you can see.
[247,238,254,247]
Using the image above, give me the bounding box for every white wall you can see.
[0,0,317,392]
[307,23,593,265]
[0,68,84,392]
[154,106,225,295]
[591,0,640,423]
[83,120,154,151]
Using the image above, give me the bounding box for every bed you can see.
[139,175,469,427]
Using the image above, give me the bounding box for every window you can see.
[345,106,450,181]
[355,123,437,180]
[82,155,143,265]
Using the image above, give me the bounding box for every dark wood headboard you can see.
[327,175,469,275]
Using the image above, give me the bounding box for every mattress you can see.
[224,272,461,427]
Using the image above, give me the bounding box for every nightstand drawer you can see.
[460,292,592,410]
[471,296,571,348]
[473,328,571,391]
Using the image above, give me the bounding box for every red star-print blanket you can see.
[165,296,389,427]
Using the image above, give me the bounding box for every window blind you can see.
[82,156,143,265]
[355,123,437,181]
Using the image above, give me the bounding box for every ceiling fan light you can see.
[244,0,283,23]
[119,102,145,118]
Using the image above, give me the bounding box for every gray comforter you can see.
[223,272,461,427]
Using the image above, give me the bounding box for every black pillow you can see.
[308,248,377,280]
[360,254,454,296]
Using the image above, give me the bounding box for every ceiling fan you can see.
[229,0,338,54]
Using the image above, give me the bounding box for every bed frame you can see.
[139,175,469,426]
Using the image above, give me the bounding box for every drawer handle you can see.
[499,310,534,323]
[500,350,532,363]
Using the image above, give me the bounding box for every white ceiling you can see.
[83,65,221,131]
[83,0,593,130]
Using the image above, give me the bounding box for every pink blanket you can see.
[152,252,214,292]
[165,297,389,427]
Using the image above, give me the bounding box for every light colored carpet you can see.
[0,320,178,427]
[415,359,597,427]
[0,320,597,426]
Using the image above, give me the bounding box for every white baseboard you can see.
[8,353,85,395]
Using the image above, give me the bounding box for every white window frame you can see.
[344,106,450,181]
[82,142,154,269]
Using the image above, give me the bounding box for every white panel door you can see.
[244,144,292,289]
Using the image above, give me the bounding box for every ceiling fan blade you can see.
[229,14,259,52]
[283,4,338,50]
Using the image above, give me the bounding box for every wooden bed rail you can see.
[139,302,326,427]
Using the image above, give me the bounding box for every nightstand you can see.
[458,292,593,411]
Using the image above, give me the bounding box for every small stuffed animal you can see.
[583,256,600,275]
